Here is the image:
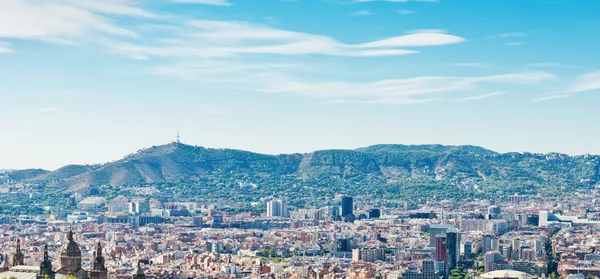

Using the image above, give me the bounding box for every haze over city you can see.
[1,0,600,170]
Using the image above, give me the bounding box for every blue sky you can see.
[1,0,599,170]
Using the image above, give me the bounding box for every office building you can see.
[447,232,461,271]
[484,251,504,273]
[429,225,454,247]
[341,196,354,219]
[368,208,381,219]
[464,242,473,260]
[482,235,493,254]
[266,199,289,218]
[488,205,501,220]
[129,200,150,215]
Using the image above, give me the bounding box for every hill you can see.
[8,143,600,199]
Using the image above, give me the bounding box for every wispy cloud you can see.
[0,41,13,53]
[531,71,600,102]
[504,41,524,46]
[354,0,438,2]
[0,0,153,46]
[351,10,372,16]
[528,62,578,68]
[532,94,569,102]
[453,62,489,68]
[110,21,465,58]
[398,9,416,15]
[170,0,232,5]
[254,72,554,104]
[570,71,600,93]
[457,91,505,101]
[495,32,524,38]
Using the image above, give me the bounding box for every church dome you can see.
[59,230,83,274]
[61,231,82,258]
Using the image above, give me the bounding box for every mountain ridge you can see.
[6,143,600,197]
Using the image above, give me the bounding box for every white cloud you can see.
[170,0,232,5]
[457,91,505,101]
[504,41,524,46]
[254,72,554,104]
[110,20,465,58]
[351,10,372,16]
[0,0,152,44]
[0,41,13,53]
[453,62,489,68]
[528,62,577,68]
[398,9,416,15]
[531,71,600,102]
[570,71,600,93]
[495,32,524,38]
[354,0,438,2]
[532,94,569,102]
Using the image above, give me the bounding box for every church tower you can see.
[12,238,24,266]
[89,242,107,279]
[132,260,145,279]
[38,244,55,279]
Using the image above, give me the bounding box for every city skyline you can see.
[2,0,600,170]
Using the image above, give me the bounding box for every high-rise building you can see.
[447,232,461,271]
[513,239,521,252]
[341,196,354,219]
[129,200,150,215]
[491,238,500,251]
[266,199,289,218]
[484,251,503,273]
[482,235,493,254]
[488,205,501,219]
[429,225,454,247]
[330,206,340,221]
[435,234,447,276]
[464,242,473,260]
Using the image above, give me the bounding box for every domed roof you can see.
[479,270,532,279]
[60,230,82,258]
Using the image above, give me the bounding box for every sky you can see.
[1,0,600,170]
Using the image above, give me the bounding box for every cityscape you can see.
[2,0,600,279]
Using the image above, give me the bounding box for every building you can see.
[461,219,508,235]
[403,259,441,279]
[13,238,24,266]
[429,225,454,247]
[510,194,529,203]
[464,242,473,260]
[77,197,106,212]
[0,231,131,279]
[484,251,504,273]
[435,235,447,276]
[482,235,493,254]
[488,205,501,219]
[341,196,354,219]
[129,200,150,215]
[132,261,146,279]
[351,248,385,263]
[477,270,535,279]
[368,208,381,219]
[447,231,461,271]
[267,199,289,218]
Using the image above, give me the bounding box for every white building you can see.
[267,199,289,218]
